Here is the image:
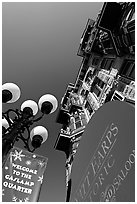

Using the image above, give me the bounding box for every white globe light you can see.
[2,83,21,103]
[38,94,58,114]
[30,126,48,143]
[2,118,9,129]
[21,100,38,116]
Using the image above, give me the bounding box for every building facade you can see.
[54,2,135,201]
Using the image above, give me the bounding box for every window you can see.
[85,101,93,115]
[101,58,106,68]
[111,91,124,101]
[81,89,85,97]
[129,66,135,79]
[98,79,105,89]
[92,57,100,66]
[80,89,88,101]
[90,76,104,97]
[121,60,135,80]
[117,82,125,92]
[75,114,80,122]
[97,3,123,31]
[85,70,93,85]
[93,86,101,97]
[75,121,82,129]
[85,90,89,98]
[74,113,82,129]
[90,76,99,92]
[101,58,114,70]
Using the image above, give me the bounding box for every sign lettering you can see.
[70,102,135,202]
[2,147,48,202]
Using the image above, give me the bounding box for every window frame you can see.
[120,60,135,80]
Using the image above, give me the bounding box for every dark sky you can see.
[2,2,103,202]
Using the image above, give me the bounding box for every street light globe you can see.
[2,83,21,103]
[2,118,10,129]
[21,100,38,116]
[2,118,13,134]
[30,126,48,148]
[38,94,58,114]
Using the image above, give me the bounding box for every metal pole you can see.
[2,113,30,166]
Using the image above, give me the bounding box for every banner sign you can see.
[2,147,48,202]
[70,101,135,202]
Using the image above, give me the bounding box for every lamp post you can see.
[2,82,58,166]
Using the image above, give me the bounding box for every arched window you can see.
[81,89,85,97]
[85,101,93,115]
[85,70,93,85]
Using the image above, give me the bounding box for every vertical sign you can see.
[2,147,48,202]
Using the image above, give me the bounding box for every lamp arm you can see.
[33,113,45,122]
[17,130,35,153]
